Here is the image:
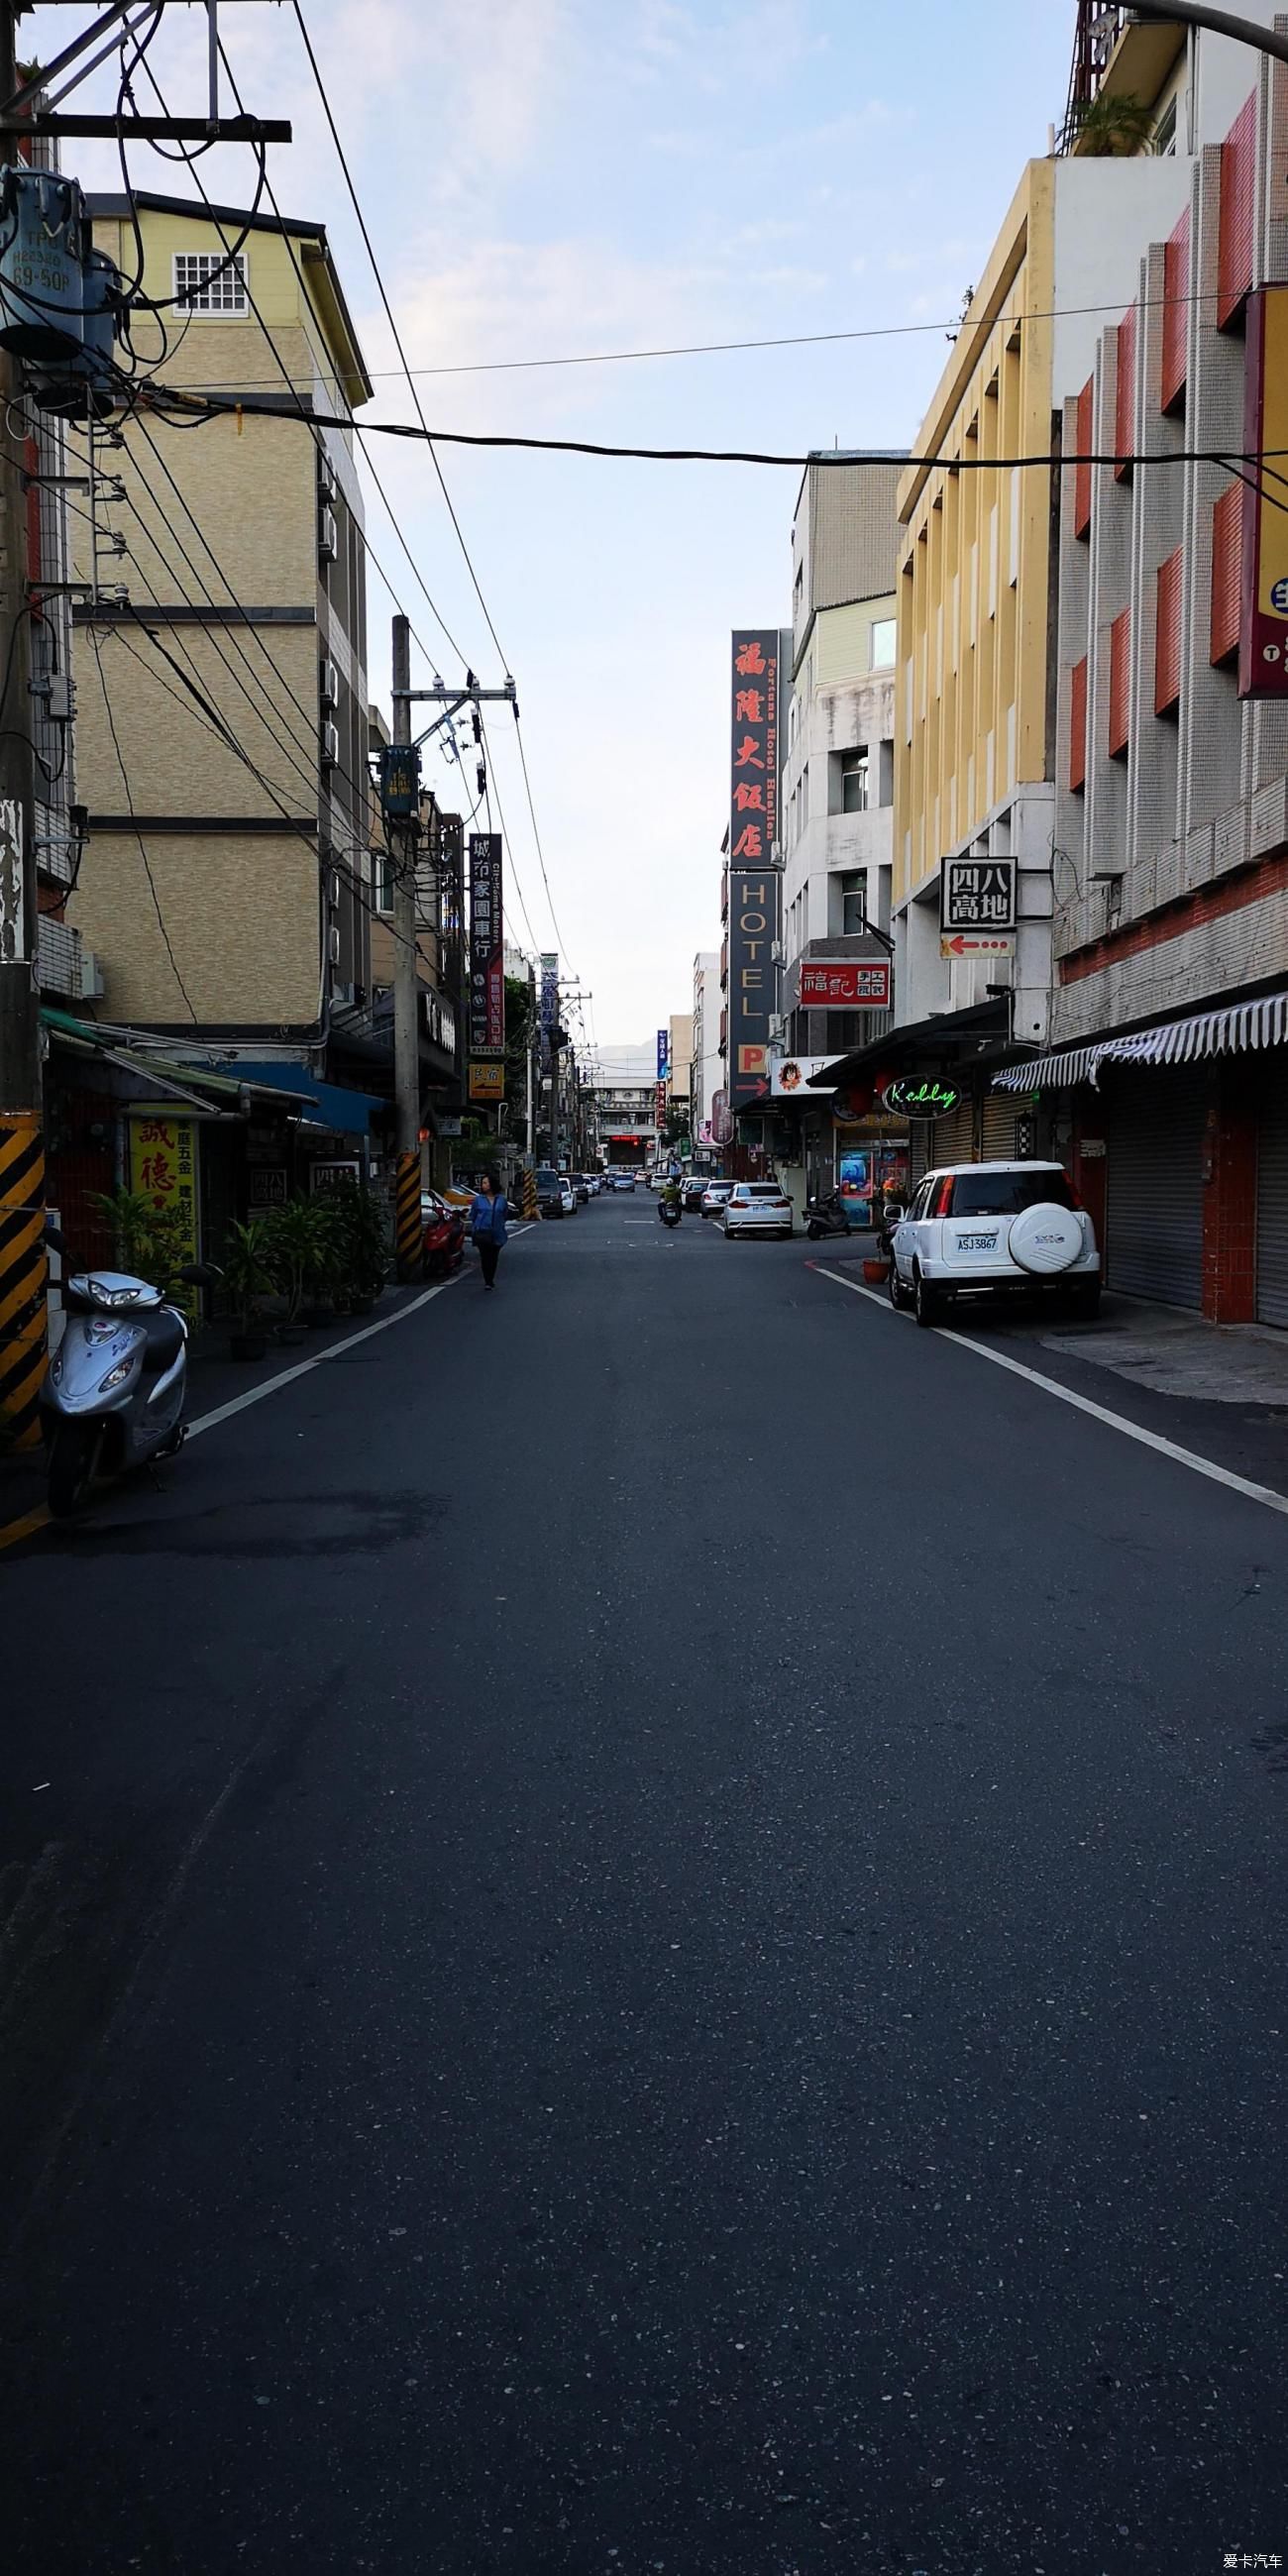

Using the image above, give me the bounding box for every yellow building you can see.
[68,190,376,1074]
[893,142,1202,1115]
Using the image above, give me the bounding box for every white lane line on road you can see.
[811,1263,1288,1522]
[187,1227,534,1442]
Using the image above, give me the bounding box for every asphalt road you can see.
[3,1194,1288,2575]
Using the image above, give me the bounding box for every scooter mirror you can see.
[179,1262,220,1287]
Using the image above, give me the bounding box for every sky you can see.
[30,0,1077,1068]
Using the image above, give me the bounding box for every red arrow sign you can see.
[942,932,1014,956]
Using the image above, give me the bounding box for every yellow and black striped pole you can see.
[395,1149,422,1282]
[0,1112,47,1449]
[519,1166,538,1221]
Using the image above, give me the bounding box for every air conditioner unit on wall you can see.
[318,457,338,506]
[328,924,341,966]
[321,719,340,770]
[329,869,342,908]
[318,506,338,565]
[768,1014,786,1041]
[321,658,340,707]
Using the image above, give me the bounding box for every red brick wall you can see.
[1202,1068,1258,1323]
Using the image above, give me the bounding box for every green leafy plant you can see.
[263,1195,328,1324]
[88,1186,191,1293]
[326,1180,389,1304]
[220,1218,276,1337]
[1071,88,1157,157]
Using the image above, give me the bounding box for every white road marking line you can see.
[811,1262,1288,1522]
[188,1226,534,1442]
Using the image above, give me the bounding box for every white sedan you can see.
[722,1181,794,1240]
[891,1161,1100,1327]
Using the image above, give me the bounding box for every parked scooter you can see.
[805,1191,851,1241]
[40,1228,214,1518]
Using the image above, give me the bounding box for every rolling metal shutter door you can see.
[981,1093,1023,1160]
[929,1101,973,1167]
[1256,1080,1288,1326]
[1106,1070,1206,1306]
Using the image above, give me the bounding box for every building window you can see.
[172,251,249,315]
[836,869,867,936]
[871,616,896,668]
[1154,94,1177,156]
[841,751,869,813]
[374,849,393,914]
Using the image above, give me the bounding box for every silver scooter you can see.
[40,1229,212,1519]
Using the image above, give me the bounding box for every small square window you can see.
[172,251,249,315]
[871,616,896,667]
[373,849,393,914]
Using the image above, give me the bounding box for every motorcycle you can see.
[805,1191,852,1241]
[421,1191,465,1278]
[40,1229,214,1519]
[659,1199,682,1229]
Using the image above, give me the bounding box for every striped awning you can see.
[993,989,1288,1093]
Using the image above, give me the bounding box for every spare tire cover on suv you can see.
[1008,1203,1082,1275]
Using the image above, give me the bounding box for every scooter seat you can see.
[140,1305,185,1375]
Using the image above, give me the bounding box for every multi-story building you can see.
[68,190,380,1153]
[883,135,1191,1173]
[592,1047,660,1169]
[781,456,901,1059]
[992,3,1288,1321]
[691,950,719,1154]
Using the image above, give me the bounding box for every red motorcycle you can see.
[421,1191,466,1279]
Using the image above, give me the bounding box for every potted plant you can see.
[329,1180,389,1313]
[220,1218,276,1360]
[264,1195,324,1343]
[88,1186,192,1294]
[308,1196,349,1321]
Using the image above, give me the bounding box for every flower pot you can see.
[862,1257,891,1285]
[276,1320,307,1346]
[229,1330,269,1362]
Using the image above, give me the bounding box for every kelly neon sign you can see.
[882,1079,962,1120]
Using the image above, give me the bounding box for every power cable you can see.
[85,618,196,1018]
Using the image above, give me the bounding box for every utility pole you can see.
[0,0,45,1450]
[390,613,422,1282]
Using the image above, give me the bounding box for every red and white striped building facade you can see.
[1037,24,1288,1323]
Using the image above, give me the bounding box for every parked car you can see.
[890,1161,1101,1328]
[571,1174,591,1203]
[559,1178,578,1217]
[535,1167,565,1218]
[681,1177,708,1213]
[421,1191,466,1277]
[700,1182,734,1219]
[722,1181,794,1240]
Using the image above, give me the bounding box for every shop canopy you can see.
[215,1058,386,1137]
[807,996,1011,1090]
[992,988,1288,1093]
[43,1011,315,1120]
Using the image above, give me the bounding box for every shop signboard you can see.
[309,1159,361,1192]
[656,1027,669,1081]
[758,1053,834,1099]
[800,958,891,1010]
[127,1106,199,1314]
[248,1167,287,1210]
[468,832,505,1057]
[728,628,782,1105]
[540,951,558,1072]
[469,1059,505,1102]
[882,1078,962,1119]
[940,855,1017,934]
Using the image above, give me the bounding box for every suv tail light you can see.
[932,1176,954,1217]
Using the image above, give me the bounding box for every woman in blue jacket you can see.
[470,1169,508,1290]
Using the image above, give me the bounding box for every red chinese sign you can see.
[728,630,782,1106]
[800,958,892,1010]
[468,832,505,1055]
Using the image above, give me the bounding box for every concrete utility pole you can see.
[1127,2,1288,68]
[0,0,46,1451]
[390,613,422,1282]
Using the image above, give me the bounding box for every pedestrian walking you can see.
[470,1168,509,1291]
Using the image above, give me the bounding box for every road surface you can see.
[2,1196,1287,2573]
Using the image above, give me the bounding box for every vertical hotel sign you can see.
[727,628,782,1105]
[540,951,559,1072]
[468,832,505,1056]
[1240,286,1288,698]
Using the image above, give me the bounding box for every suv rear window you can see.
[949,1169,1076,1217]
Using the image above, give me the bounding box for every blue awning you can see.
[215,1059,387,1137]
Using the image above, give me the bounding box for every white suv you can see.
[891,1162,1100,1329]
